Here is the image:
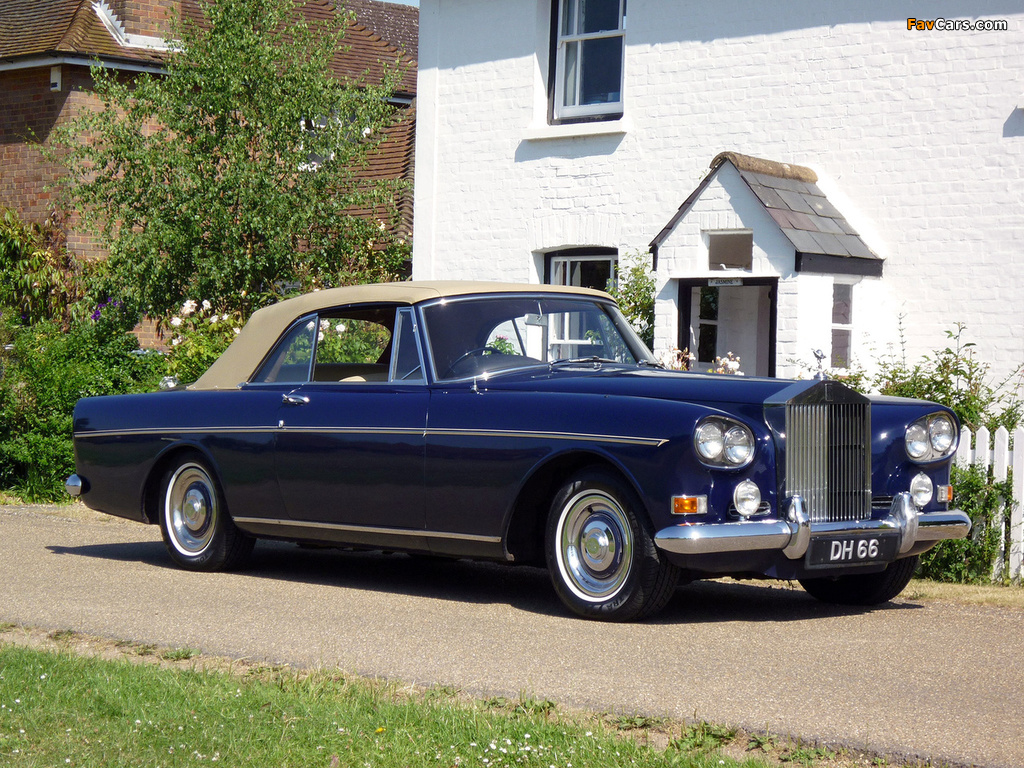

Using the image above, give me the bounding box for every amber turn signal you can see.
[672,495,707,515]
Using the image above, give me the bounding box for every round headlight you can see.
[910,472,934,508]
[695,422,724,461]
[929,415,955,455]
[724,426,754,465]
[905,422,929,460]
[733,480,762,518]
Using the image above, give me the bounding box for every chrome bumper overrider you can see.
[65,474,84,497]
[654,493,972,559]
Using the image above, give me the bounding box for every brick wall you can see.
[112,0,179,38]
[414,0,1024,380]
[0,65,109,260]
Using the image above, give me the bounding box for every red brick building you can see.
[0,0,417,260]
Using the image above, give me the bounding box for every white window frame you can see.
[552,0,626,122]
[547,252,617,290]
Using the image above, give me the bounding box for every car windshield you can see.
[422,295,655,381]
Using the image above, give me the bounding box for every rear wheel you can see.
[545,469,678,621]
[798,555,919,606]
[159,454,254,571]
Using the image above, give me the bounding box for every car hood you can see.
[467,365,806,407]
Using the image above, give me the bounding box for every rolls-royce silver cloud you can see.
[67,282,971,620]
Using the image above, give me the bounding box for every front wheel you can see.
[798,555,919,606]
[159,455,254,571]
[545,469,679,621]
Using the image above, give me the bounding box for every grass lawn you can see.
[0,635,782,768]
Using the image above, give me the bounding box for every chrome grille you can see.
[785,396,871,523]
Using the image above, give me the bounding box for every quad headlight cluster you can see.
[905,413,957,462]
[694,417,756,469]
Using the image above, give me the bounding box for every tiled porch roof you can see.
[652,152,882,277]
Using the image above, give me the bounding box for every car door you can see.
[263,307,429,542]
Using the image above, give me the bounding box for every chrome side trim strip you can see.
[232,516,502,544]
[74,426,666,447]
[74,426,279,438]
[428,428,667,447]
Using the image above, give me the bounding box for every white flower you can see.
[209,316,218,325]
[222,314,230,322]
[171,337,183,346]
[233,327,241,335]
[181,299,197,317]
[202,299,212,311]
[170,317,182,327]
[335,322,347,334]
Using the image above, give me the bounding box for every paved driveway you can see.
[2,506,1022,767]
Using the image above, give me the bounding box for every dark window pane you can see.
[699,287,719,320]
[580,0,619,33]
[580,36,622,105]
[697,323,717,363]
[832,284,852,324]
[831,328,851,368]
[578,259,613,290]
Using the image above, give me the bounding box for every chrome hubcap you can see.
[165,464,217,556]
[557,490,633,602]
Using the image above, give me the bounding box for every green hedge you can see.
[0,309,165,502]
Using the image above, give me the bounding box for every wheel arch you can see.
[142,442,223,524]
[504,450,648,565]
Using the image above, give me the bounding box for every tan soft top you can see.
[190,280,610,390]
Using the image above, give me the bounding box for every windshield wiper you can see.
[636,359,665,369]
[549,356,619,368]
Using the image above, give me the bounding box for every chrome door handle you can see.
[282,392,309,406]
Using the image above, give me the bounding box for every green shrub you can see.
[918,462,1010,583]
[606,252,655,349]
[866,322,1021,583]
[0,307,166,502]
[873,322,1021,434]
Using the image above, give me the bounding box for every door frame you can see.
[676,277,778,377]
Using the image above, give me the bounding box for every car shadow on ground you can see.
[48,537,923,624]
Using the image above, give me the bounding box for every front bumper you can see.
[654,493,971,560]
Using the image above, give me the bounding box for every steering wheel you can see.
[443,346,505,378]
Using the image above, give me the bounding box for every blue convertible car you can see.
[67,282,970,620]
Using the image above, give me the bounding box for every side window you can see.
[390,309,425,382]
[831,283,853,368]
[251,317,317,384]
[313,307,394,383]
[551,0,626,123]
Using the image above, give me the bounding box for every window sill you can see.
[523,115,631,141]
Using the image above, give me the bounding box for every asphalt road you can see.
[2,505,1023,767]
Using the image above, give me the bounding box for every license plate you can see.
[807,534,899,567]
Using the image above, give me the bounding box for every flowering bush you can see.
[659,347,693,371]
[711,352,743,375]
[164,300,246,385]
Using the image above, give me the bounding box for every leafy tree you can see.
[606,252,655,349]
[0,208,87,329]
[51,0,408,320]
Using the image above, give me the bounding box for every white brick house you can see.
[413,1,1024,380]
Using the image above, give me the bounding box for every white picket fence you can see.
[955,426,1023,582]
